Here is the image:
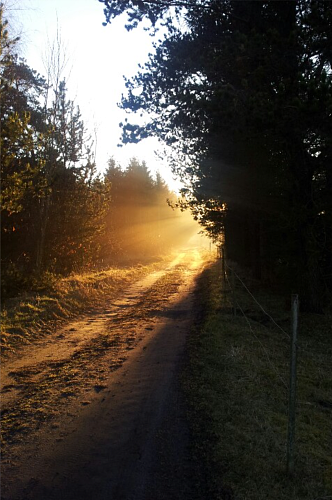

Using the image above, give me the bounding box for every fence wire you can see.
[225,263,290,341]
[224,269,289,390]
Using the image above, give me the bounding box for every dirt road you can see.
[1,247,210,500]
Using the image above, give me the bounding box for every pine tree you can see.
[100,0,332,310]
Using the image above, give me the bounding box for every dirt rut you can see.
[1,247,209,500]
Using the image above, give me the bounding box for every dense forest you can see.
[0,4,193,300]
[2,1,332,312]
[100,0,332,312]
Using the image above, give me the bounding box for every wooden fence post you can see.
[231,269,236,317]
[287,294,299,475]
[222,247,225,284]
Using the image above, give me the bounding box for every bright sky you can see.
[11,0,180,190]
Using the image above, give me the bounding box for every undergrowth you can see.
[185,260,332,500]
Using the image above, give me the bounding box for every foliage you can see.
[0,7,111,295]
[0,46,110,284]
[100,0,332,311]
[1,5,194,302]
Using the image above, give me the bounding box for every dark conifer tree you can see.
[99,0,332,310]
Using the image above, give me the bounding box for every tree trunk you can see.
[36,194,51,273]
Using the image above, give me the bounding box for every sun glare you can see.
[18,0,178,189]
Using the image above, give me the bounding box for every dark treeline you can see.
[100,0,332,312]
[0,5,190,299]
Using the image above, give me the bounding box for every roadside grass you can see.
[0,259,195,452]
[185,260,332,500]
[0,258,171,356]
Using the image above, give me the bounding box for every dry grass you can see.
[0,258,188,452]
[185,260,332,500]
[0,258,171,356]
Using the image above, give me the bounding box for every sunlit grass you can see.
[0,257,194,452]
[0,257,174,355]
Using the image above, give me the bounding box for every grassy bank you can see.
[185,260,332,500]
[0,258,169,356]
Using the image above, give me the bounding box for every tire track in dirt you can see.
[0,254,187,445]
[1,252,187,395]
[1,247,210,500]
